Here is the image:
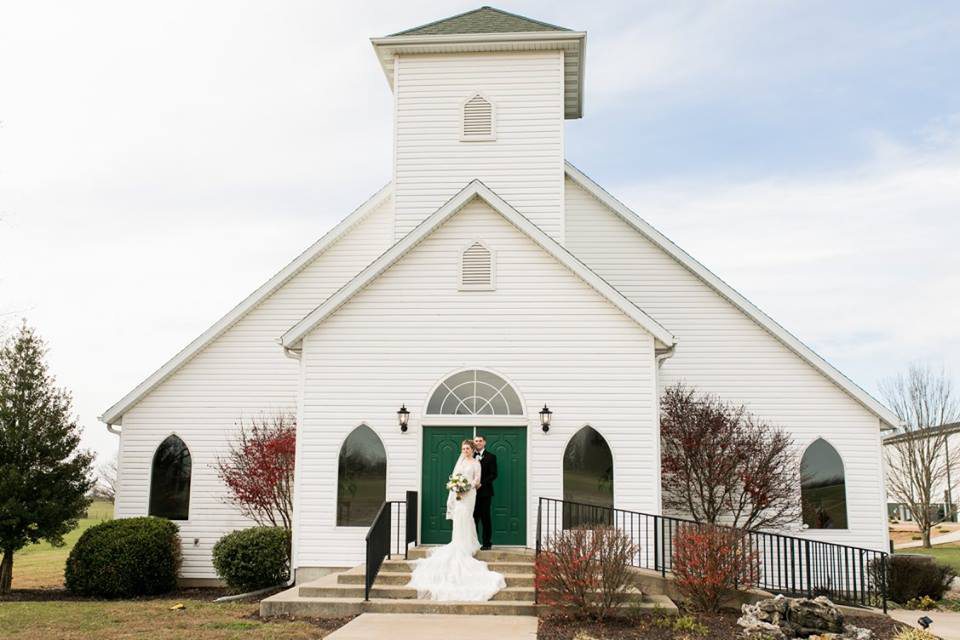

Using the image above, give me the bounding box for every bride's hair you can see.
[461,439,477,453]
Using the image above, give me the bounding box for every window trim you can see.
[800,436,849,530]
[147,432,192,522]
[335,423,388,529]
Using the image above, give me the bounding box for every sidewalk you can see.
[897,529,960,550]
[325,613,538,640]
[890,610,960,640]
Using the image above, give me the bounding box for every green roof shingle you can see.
[390,6,570,37]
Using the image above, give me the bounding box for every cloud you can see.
[611,115,960,394]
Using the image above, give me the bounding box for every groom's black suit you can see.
[473,448,498,548]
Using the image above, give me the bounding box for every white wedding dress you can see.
[407,454,506,601]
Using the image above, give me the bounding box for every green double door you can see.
[421,426,526,545]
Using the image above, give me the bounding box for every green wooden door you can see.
[421,427,473,544]
[421,426,526,546]
[483,427,527,545]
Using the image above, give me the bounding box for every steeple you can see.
[372,7,586,242]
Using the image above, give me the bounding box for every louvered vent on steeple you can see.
[460,241,494,290]
[461,94,495,141]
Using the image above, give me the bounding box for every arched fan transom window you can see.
[426,370,522,416]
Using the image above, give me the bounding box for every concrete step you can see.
[381,559,535,575]
[338,570,535,589]
[407,546,535,563]
[262,590,538,618]
[299,582,535,602]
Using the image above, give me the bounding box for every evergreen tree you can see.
[0,322,93,593]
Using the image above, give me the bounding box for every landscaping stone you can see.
[738,594,875,639]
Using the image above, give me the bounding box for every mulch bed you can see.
[252,613,357,631]
[538,610,910,639]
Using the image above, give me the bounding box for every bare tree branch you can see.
[882,363,960,548]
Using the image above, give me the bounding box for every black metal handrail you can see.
[364,493,418,601]
[535,497,888,612]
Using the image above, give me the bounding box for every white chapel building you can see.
[102,7,897,584]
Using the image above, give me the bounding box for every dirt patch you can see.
[249,613,357,632]
[537,611,909,640]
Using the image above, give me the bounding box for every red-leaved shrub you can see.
[671,524,759,612]
[535,526,637,620]
[216,413,296,551]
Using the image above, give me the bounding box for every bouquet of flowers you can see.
[446,473,471,500]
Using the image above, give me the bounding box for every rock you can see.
[738,596,873,639]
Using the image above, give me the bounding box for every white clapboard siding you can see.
[393,51,565,241]
[297,199,658,569]
[564,177,889,551]
[115,197,395,579]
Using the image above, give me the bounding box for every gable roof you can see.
[884,422,960,444]
[390,6,570,36]
[563,161,901,428]
[99,183,393,427]
[281,180,676,350]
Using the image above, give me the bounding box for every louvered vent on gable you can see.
[460,241,495,290]
[461,94,495,141]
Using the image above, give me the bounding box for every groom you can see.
[473,435,498,550]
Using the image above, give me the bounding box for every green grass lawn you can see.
[0,599,339,640]
[896,545,960,572]
[11,500,114,589]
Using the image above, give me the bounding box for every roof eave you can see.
[99,183,394,427]
[563,161,901,429]
[281,180,675,350]
[370,31,586,119]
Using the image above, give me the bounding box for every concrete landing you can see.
[325,613,538,640]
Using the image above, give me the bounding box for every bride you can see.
[407,440,506,601]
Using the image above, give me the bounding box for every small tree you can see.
[534,526,637,620]
[882,364,960,548]
[216,413,296,537]
[0,322,94,594]
[660,383,799,530]
[672,524,759,612]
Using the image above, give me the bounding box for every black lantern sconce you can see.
[539,404,552,433]
[397,404,410,432]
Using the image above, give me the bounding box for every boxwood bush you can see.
[65,517,181,597]
[212,527,290,592]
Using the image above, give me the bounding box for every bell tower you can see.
[371,7,586,243]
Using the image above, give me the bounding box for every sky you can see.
[1,1,959,465]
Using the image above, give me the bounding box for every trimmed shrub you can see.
[212,527,290,592]
[881,555,955,604]
[671,524,759,613]
[65,517,181,597]
[534,526,637,620]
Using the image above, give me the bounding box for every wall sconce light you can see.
[397,404,410,432]
[539,404,552,433]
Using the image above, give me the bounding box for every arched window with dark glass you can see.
[801,438,848,529]
[563,426,614,527]
[337,425,387,526]
[149,434,192,520]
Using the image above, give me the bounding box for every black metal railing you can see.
[364,492,418,601]
[536,497,888,612]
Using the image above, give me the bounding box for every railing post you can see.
[405,490,418,559]
[653,516,660,575]
[535,497,543,605]
[805,539,812,598]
